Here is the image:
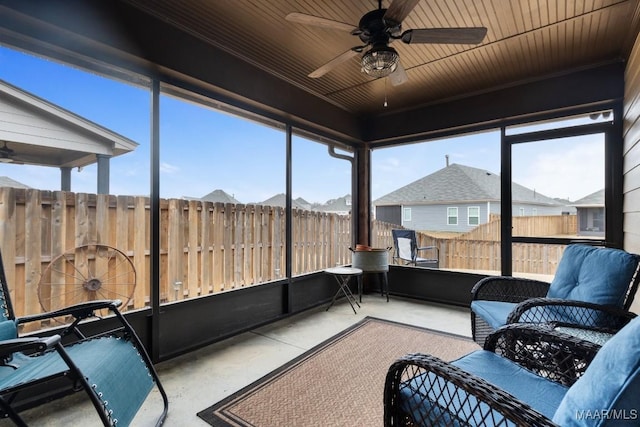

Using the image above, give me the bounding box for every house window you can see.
[468,207,480,225]
[592,209,604,231]
[447,207,458,225]
[532,208,537,216]
[403,207,412,222]
[519,207,525,216]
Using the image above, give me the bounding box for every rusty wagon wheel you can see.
[38,244,136,316]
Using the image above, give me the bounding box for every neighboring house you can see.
[0,176,30,189]
[374,163,573,232]
[199,189,241,204]
[318,194,351,215]
[294,197,312,210]
[0,79,138,194]
[258,193,308,209]
[572,189,605,237]
[256,194,350,213]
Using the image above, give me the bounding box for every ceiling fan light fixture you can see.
[361,45,398,78]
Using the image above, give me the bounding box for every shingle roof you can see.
[200,189,240,204]
[572,189,604,206]
[0,176,30,189]
[374,163,561,206]
[259,193,307,209]
[318,195,351,213]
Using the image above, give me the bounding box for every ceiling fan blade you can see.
[384,0,420,25]
[389,60,408,86]
[285,12,356,33]
[309,49,359,78]
[402,27,487,44]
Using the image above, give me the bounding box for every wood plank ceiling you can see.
[125,0,640,117]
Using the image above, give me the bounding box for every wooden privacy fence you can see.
[458,214,577,241]
[0,187,570,321]
[374,219,568,276]
[0,188,352,319]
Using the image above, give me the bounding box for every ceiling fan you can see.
[286,0,487,86]
[0,142,16,163]
[0,141,39,165]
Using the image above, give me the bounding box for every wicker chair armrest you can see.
[471,276,550,302]
[506,298,636,330]
[16,300,122,325]
[484,323,601,386]
[0,335,61,359]
[384,352,557,427]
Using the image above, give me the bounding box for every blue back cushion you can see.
[552,315,640,426]
[470,300,517,329]
[547,245,638,308]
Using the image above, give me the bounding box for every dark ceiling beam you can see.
[363,61,626,145]
[0,0,363,145]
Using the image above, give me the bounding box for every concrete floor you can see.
[4,296,471,426]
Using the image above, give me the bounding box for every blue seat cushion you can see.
[453,351,568,419]
[0,320,16,341]
[547,245,638,308]
[553,315,640,426]
[470,300,516,329]
[399,351,568,425]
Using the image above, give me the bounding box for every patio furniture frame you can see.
[384,323,601,426]
[0,251,168,426]
[470,244,640,346]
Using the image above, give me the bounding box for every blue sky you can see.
[0,45,604,203]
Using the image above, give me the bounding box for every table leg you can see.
[326,274,360,314]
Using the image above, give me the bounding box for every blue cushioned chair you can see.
[0,251,168,426]
[470,244,640,346]
[385,315,640,426]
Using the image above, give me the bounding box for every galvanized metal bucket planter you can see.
[350,246,391,272]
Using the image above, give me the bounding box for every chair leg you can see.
[0,396,28,427]
[381,272,389,302]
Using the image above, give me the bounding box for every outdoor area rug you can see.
[197,316,480,427]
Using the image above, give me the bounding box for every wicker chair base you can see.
[471,313,495,347]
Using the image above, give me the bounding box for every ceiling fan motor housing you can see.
[358,8,401,78]
[357,9,399,44]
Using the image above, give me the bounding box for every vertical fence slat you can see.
[188,200,200,297]
[201,201,212,294]
[23,189,41,327]
[132,197,148,308]
[213,203,224,291]
[166,199,182,301]
[245,205,253,285]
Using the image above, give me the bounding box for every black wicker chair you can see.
[384,317,640,426]
[470,244,640,346]
[0,251,168,426]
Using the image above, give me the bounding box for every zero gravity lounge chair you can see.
[391,229,439,267]
[0,251,168,426]
[470,244,640,346]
